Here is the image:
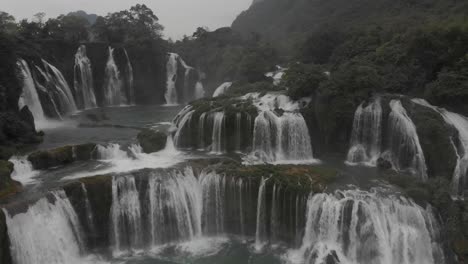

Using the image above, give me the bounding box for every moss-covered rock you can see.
[217,163,338,193]
[404,101,458,179]
[27,143,98,170]
[0,161,21,200]
[137,129,167,153]
[28,146,74,170]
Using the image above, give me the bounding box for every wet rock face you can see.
[377,157,392,170]
[0,161,20,199]
[137,129,167,153]
[0,210,12,264]
[27,143,97,170]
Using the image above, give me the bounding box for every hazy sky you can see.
[2,0,252,39]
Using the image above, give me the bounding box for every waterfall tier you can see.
[103,47,134,106]
[74,45,97,110]
[17,59,46,124]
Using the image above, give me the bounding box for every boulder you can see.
[28,146,74,170]
[377,158,392,170]
[28,143,98,170]
[0,160,20,199]
[137,129,167,153]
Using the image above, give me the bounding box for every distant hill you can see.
[67,10,98,25]
[232,0,468,53]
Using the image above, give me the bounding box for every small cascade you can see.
[288,190,445,264]
[270,184,280,243]
[81,183,97,236]
[4,191,86,264]
[198,112,208,150]
[238,178,246,237]
[96,144,129,160]
[35,59,77,116]
[211,112,225,154]
[200,171,226,235]
[412,98,468,197]
[103,47,124,106]
[385,100,428,180]
[212,82,233,97]
[147,169,202,246]
[235,112,242,152]
[17,59,46,123]
[255,177,268,251]
[110,176,143,255]
[9,156,38,185]
[173,110,195,148]
[123,48,135,105]
[346,97,382,165]
[195,81,205,99]
[265,66,286,86]
[252,111,314,163]
[74,45,97,109]
[165,53,179,105]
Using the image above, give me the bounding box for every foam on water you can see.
[9,156,39,185]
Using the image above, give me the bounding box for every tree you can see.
[33,12,46,26]
[0,11,16,33]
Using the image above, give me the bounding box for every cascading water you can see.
[17,59,46,123]
[173,110,195,148]
[255,177,268,251]
[4,191,86,264]
[123,49,135,105]
[74,45,97,109]
[165,53,179,105]
[235,112,242,152]
[412,98,468,197]
[212,82,233,97]
[346,97,382,165]
[96,144,129,160]
[287,190,445,264]
[35,59,77,116]
[384,100,428,180]
[110,176,143,255]
[195,81,205,99]
[103,47,124,106]
[251,111,314,163]
[211,112,225,154]
[200,171,226,235]
[9,156,38,185]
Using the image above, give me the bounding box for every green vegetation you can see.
[218,163,338,193]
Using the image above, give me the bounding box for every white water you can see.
[4,191,90,264]
[9,156,39,185]
[103,47,124,106]
[173,109,195,148]
[74,45,97,109]
[412,98,468,196]
[200,171,225,235]
[123,48,135,105]
[384,100,428,180]
[212,82,233,97]
[255,177,268,251]
[17,59,46,123]
[346,97,382,166]
[165,53,179,105]
[36,59,78,115]
[195,81,205,99]
[265,66,286,86]
[286,190,445,264]
[211,112,225,154]
[111,176,143,255]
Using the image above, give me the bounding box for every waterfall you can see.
[96,144,129,160]
[235,112,242,152]
[212,82,233,97]
[81,183,97,236]
[238,178,245,237]
[195,81,205,99]
[173,110,195,148]
[198,112,207,150]
[165,53,179,105]
[384,100,428,180]
[287,190,445,264]
[147,169,202,246]
[9,156,38,185]
[73,45,97,109]
[110,176,143,255]
[412,98,468,197]
[270,184,279,243]
[346,97,382,165]
[211,112,226,154]
[4,191,86,264]
[200,171,225,235]
[103,47,124,106]
[255,177,268,251]
[123,49,135,105]
[36,59,77,115]
[17,59,45,123]
[252,111,314,163]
